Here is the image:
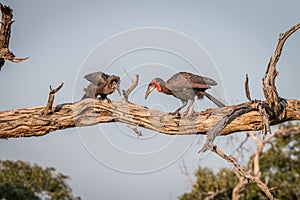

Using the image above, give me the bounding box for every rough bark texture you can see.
[262,22,300,119]
[0,3,27,70]
[0,98,300,139]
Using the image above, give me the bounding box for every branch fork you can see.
[42,82,64,116]
[198,22,300,199]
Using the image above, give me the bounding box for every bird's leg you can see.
[171,100,188,115]
[184,99,195,116]
[99,94,111,103]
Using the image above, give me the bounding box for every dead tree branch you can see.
[210,145,277,200]
[201,22,300,150]
[232,125,300,199]
[198,22,300,199]
[244,74,251,101]
[122,74,139,102]
[0,3,28,70]
[263,22,300,119]
[42,82,64,116]
[0,4,299,198]
[127,124,142,137]
[0,98,299,139]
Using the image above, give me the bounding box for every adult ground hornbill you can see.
[145,72,225,115]
[82,71,121,100]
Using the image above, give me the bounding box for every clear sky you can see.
[1,1,300,199]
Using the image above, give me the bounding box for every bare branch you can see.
[0,98,299,139]
[210,145,277,200]
[0,3,28,70]
[232,172,247,200]
[199,100,260,152]
[244,74,251,101]
[127,124,142,137]
[42,82,64,116]
[122,73,139,102]
[262,22,300,118]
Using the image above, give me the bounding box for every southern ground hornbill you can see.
[145,72,225,115]
[82,71,121,100]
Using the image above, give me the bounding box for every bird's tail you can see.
[200,91,226,107]
[81,94,88,100]
[81,87,92,99]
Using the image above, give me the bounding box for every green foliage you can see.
[0,160,80,200]
[180,123,300,200]
[180,167,238,200]
[258,123,300,199]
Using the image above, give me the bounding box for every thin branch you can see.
[42,82,64,116]
[127,124,142,137]
[122,72,139,102]
[210,145,277,200]
[232,171,247,200]
[244,74,251,101]
[231,125,300,199]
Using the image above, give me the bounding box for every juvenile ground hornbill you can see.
[145,72,225,115]
[82,71,121,100]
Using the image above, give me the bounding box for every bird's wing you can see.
[84,71,108,85]
[167,72,217,91]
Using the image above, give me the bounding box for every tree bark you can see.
[0,3,28,70]
[1,98,300,139]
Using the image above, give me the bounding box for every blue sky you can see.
[1,1,300,199]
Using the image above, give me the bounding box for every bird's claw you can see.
[171,109,196,117]
[98,97,111,103]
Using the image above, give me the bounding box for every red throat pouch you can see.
[156,83,161,92]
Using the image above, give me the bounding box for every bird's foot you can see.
[183,109,196,117]
[98,97,111,103]
[170,111,194,117]
[170,111,181,116]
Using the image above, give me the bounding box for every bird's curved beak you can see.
[114,84,121,95]
[145,84,155,99]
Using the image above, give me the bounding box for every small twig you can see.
[127,124,142,137]
[42,82,64,115]
[244,74,251,101]
[123,69,134,82]
[234,133,250,158]
[122,72,139,102]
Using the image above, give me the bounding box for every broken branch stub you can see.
[42,82,64,116]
